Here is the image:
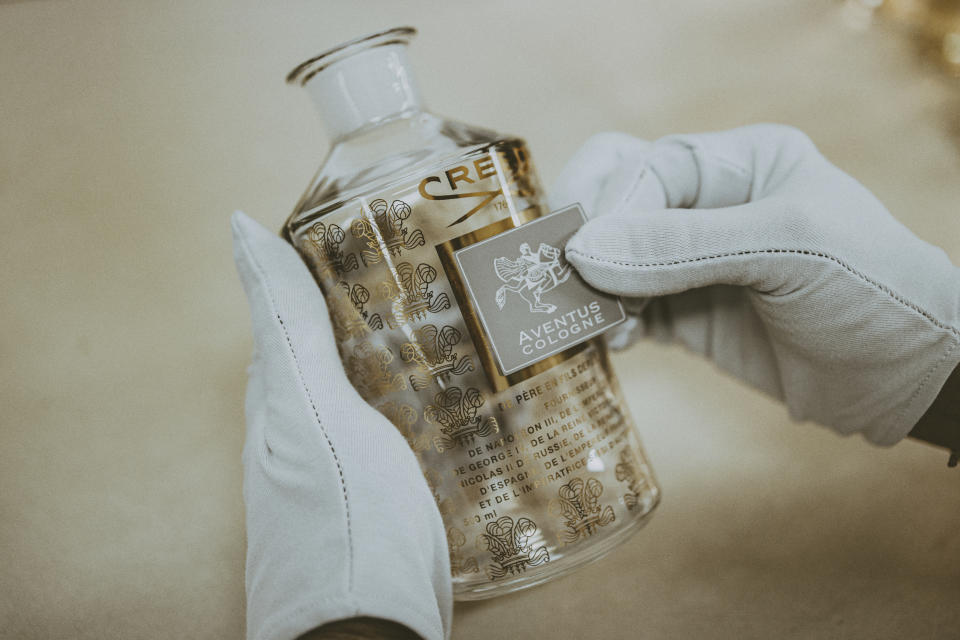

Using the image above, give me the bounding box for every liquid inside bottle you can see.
[283,27,660,600]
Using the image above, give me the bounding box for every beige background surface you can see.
[2,1,959,638]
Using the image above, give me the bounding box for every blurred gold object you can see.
[881,0,960,75]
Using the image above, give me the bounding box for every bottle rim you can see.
[286,26,417,87]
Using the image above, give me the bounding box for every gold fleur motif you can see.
[421,468,453,516]
[478,516,549,580]
[447,526,480,577]
[424,386,498,452]
[553,477,615,543]
[343,342,406,400]
[379,262,451,328]
[615,448,649,511]
[400,324,474,390]
[327,281,382,341]
[350,198,425,266]
[305,221,359,278]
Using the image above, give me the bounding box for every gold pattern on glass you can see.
[306,221,359,278]
[551,477,616,543]
[379,262,452,328]
[328,281,383,341]
[447,526,480,577]
[615,447,649,511]
[400,324,474,390]
[326,282,368,342]
[422,468,453,516]
[424,386,499,451]
[351,198,426,266]
[478,516,550,580]
[343,342,406,399]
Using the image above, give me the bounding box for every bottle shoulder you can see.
[284,112,525,235]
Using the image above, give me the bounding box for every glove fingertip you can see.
[230,209,253,235]
[231,210,262,297]
[231,210,277,282]
[230,211,317,297]
[564,219,608,270]
[564,227,623,296]
[231,210,284,260]
[564,220,593,258]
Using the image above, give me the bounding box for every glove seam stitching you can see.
[235,230,355,595]
[566,247,960,339]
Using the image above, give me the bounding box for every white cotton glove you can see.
[231,212,451,640]
[556,124,960,446]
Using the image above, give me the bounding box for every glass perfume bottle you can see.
[282,27,660,600]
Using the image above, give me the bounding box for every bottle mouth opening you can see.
[286,26,417,87]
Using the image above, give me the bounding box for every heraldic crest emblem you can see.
[553,476,616,543]
[423,386,498,451]
[479,515,550,580]
[305,221,359,278]
[350,198,425,266]
[379,262,452,328]
[400,324,474,390]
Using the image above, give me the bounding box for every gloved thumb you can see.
[565,200,819,298]
[232,210,362,461]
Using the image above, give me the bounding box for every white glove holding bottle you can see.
[232,212,451,640]
[557,124,960,445]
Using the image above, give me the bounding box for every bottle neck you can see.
[305,44,423,142]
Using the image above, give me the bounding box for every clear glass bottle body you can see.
[283,28,659,600]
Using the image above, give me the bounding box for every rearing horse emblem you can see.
[494,242,572,314]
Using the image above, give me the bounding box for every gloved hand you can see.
[231,212,451,640]
[555,124,960,446]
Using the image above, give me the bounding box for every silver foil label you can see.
[454,205,626,375]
